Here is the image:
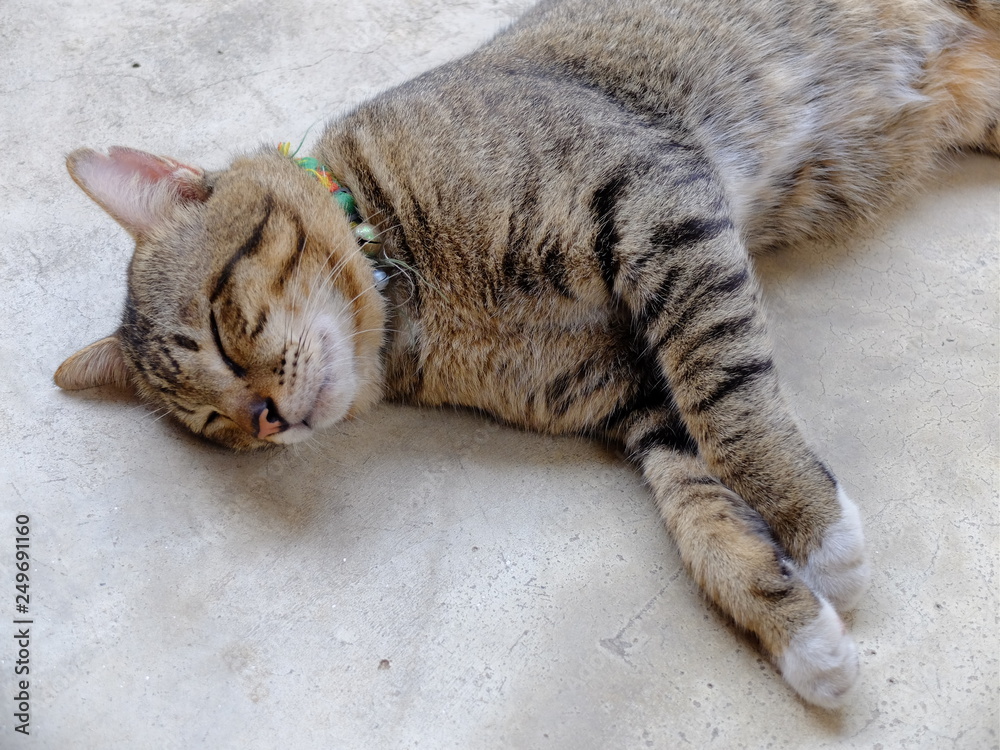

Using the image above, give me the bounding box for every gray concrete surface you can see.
[1,0,997,747]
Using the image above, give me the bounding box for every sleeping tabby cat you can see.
[55,0,999,708]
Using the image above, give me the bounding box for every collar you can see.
[279,142,388,290]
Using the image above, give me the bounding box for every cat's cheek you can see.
[309,314,367,425]
[310,376,359,428]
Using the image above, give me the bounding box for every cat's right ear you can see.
[54,335,133,392]
[66,147,210,238]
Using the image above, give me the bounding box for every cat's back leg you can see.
[917,0,1000,154]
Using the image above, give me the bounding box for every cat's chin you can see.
[268,423,317,445]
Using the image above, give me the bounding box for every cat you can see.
[53,0,999,708]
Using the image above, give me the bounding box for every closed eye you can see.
[203,410,221,430]
[209,310,247,378]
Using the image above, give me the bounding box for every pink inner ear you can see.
[107,146,204,181]
[106,147,208,200]
[67,146,211,235]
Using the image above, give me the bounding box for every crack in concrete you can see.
[599,576,678,665]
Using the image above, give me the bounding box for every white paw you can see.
[777,598,859,709]
[798,485,871,613]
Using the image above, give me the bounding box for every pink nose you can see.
[253,398,288,439]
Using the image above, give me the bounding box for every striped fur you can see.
[56,0,999,707]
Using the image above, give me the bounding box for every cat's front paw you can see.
[798,485,870,613]
[777,598,859,709]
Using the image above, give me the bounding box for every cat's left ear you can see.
[54,334,133,392]
[66,147,210,238]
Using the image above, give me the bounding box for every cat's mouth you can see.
[269,386,351,445]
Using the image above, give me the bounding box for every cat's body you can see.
[55,0,1000,708]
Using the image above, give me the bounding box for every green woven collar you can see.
[278,143,438,298]
[278,142,381,255]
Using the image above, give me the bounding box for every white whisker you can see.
[136,407,169,422]
[348,326,397,340]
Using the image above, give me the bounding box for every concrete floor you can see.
[1,0,997,747]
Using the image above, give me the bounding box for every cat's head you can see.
[55,146,388,450]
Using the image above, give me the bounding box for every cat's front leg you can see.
[621,413,858,708]
[606,186,869,614]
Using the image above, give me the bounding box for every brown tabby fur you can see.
[55,0,1000,708]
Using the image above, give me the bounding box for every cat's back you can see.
[495,0,998,246]
[313,0,997,423]
[328,0,996,250]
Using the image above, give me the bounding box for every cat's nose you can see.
[252,397,289,439]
